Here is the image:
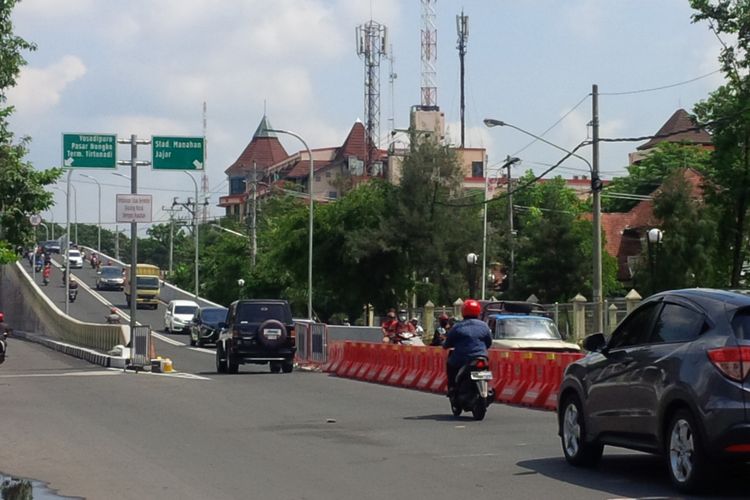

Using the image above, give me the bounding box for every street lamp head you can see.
[466,252,478,265]
[647,228,663,244]
[237,278,245,287]
[483,118,505,128]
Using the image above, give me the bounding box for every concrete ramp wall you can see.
[0,262,128,352]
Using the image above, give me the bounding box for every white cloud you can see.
[6,55,86,115]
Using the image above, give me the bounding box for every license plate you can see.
[470,370,493,381]
[265,328,282,339]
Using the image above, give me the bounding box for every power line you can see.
[510,93,591,156]
[599,69,722,96]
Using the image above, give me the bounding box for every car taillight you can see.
[232,328,240,339]
[707,346,750,382]
[289,326,295,338]
[475,359,487,370]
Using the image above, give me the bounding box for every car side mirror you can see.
[582,332,607,353]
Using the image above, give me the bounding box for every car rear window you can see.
[493,317,561,340]
[237,303,292,324]
[175,306,198,315]
[100,267,122,278]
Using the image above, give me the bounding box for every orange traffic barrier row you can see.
[321,341,584,410]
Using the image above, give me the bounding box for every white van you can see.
[164,299,199,334]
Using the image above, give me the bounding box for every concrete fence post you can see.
[453,298,464,319]
[424,300,435,337]
[608,303,619,334]
[572,293,588,342]
[625,289,642,315]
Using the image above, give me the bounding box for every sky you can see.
[7,0,726,234]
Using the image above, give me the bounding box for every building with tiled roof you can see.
[629,108,713,164]
[218,115,288,218]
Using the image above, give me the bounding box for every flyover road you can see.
[5,259,749,499]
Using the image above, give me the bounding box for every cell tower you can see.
[456,10,468,148]
[421,0,438,109]
[356,19,388,169]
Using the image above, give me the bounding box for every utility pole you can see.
[592,84,603,332]
[162,203,182,277]
[456,10,468,148]
[507,156,515,293]
[251,162,258,268]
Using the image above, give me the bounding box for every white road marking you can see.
[438,452,499,459]
[0,370,120,379]
[152,331,186,346]
[187,347,215,355]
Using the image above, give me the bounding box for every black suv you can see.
[557,289,750,493]
[216,299,296,374]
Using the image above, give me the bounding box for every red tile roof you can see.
[285,159,333,179]
[637,108,712,151]
[224,116,289,176]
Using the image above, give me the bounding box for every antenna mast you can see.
[456,10,468,148]
[421,0,438,109]
[356,19,388,172]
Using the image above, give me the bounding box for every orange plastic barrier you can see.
[322,341,584,411]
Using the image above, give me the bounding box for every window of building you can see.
[325,171,332,178]
[229,177,246,195]
[471,161,484,178]
[315,175,321,182]
[329,191,338,200]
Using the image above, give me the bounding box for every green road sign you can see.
[152,136,205,170]
[62,133,117,168]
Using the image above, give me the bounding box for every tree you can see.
[602,142,711,212]
[691,0,750,286]
[0,0,61,261]
[632,170,723,294]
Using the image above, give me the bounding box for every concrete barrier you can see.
[0,262,128,352]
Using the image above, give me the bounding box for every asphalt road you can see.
[4,259,749,499]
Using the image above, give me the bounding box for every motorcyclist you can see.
[106,307,121,324]
[409,317,424,337]
[442,299,492,395]
[42,263,51,285]
[381,309,398,342]
[389,309,415,344]
[431,313,450,346]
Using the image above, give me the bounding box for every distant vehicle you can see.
[479,300,549,322]
[123,264,160,309]
[63,249,83,269]
[189,306,228,347]
[558,288,750,493]
[42,240,61,254]
[487,314,580,352]
[164,299,199,334]
[95,265,125,291]
[216,299,296,374]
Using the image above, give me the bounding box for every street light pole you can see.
[265,127,314,320]
[184,171,200,300]
[80,174,101,252]
[484,116,602,329]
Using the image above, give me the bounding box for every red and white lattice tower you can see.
[420,0,438,109]
[356,20,388,168]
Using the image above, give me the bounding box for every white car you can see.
[64,249,84,269]
[164,299,199,334]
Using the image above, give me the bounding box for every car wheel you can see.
[282,360,294,373]
[560,395,603,466]
[216,344,227,373]
[666,409,708,493]
[197,338,204,348]
[269,361,281,374]
[227,353,239,374]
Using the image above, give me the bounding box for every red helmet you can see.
[461,299,481,319]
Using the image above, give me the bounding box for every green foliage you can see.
[691,0,750,285]
[0,1,61,261]
[603,143,711,212]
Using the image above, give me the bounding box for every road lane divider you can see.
[322,341,584,411]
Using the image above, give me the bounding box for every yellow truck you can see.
[124,263,161,309]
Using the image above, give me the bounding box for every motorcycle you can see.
[392,331,425,346]
[90,254,99,269]
[68,281,78,302]
[449,356,495,421]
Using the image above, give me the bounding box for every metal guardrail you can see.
[295,321,328,364]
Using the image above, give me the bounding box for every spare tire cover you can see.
[258,319,287,349]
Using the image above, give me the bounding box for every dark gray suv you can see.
[558,289,750,493]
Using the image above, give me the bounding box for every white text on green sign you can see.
[62,133,117,169]
[152,136,205,170]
